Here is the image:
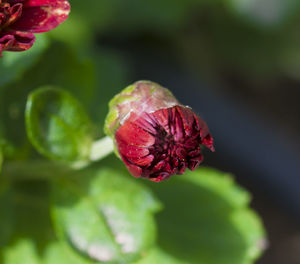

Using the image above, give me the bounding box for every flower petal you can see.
[116,120,155,147]
[7,1,26,4]
[128,154,154,167]
[0,31,35,55]
[152,108,170,134]
[127,164,142,178]
[176,106,195,137]
[117,141,150,159]
[1,3,23,28]
[10,0,70,33]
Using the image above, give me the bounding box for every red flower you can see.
[105,81,214,182]
[0,0,70,56]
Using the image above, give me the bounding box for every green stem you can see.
[71,136,114,169]
[1,161,71,182]
[0,137,115,182]
[90,136,114,162]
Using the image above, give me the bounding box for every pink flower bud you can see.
[105,81,214,182]
[0,0,70,56]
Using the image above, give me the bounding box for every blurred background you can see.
[2,0,300,263]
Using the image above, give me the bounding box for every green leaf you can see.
[0,42,96,157]
[4,240,97,264]
[4,242,186,264]
[25,87,94,163]
[147,167,266,264]
[0,189,14,248]
[0,35,49,87]
[0,163,93,264]
[0,179,56,264]
[2,239,40,264]
[134,248,186,264]
[51,167,161,263]
[44,241,94,264]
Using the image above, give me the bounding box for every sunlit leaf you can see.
[51,167,161,263]
[44,241,94,264]
[134,248,186,264]
[2,239,40,264]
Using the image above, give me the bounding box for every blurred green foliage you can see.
[1,0,299,155]
[3,0,298,262]
[0,163,265,264]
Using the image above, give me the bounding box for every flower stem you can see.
[71,136,114,169]
[89,136,114,162]
[0,137,115,182]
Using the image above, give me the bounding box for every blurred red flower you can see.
[0,0,70,56]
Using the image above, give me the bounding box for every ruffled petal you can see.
[10,0,70,33]
[0,2,23,28]
[7,1,26,4]
[0,31,35,55]
[117,141,150,159]
[116,120,155,147]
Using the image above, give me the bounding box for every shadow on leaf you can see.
[147,168,262,264]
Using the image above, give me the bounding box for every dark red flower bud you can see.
[105,81,214,182]
[0,0,70,56]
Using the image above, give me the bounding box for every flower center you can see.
[145,107,204,180]
[0,0,23,30]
